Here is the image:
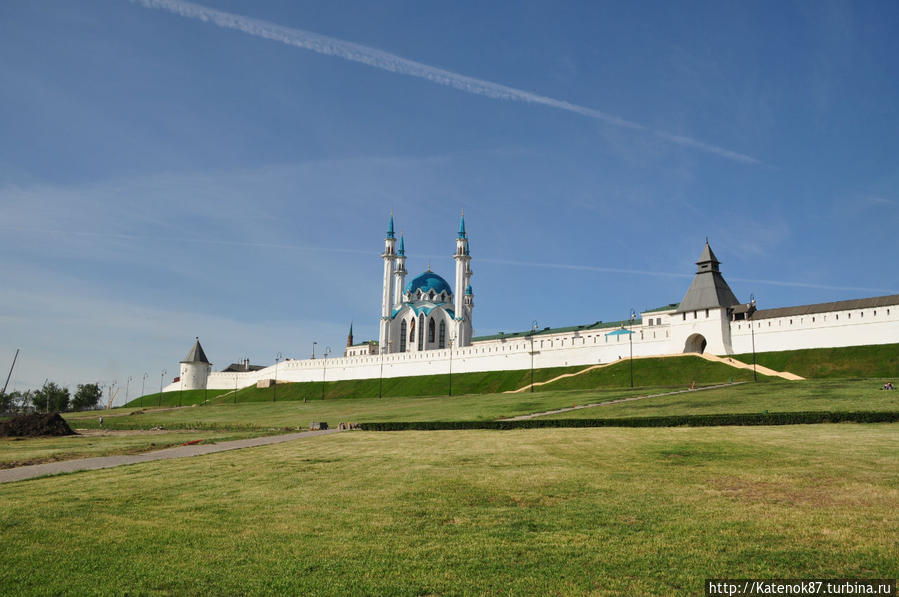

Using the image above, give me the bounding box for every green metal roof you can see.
[472,318,642,342]
[642,303,679,313]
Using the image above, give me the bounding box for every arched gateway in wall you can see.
[684,333,707,354]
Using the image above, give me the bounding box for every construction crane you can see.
[2,349,20,397]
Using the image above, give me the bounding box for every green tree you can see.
[31,382,70,412]
[72,383,103,411]
[0,390,28,412]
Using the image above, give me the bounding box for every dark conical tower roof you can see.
[181,338,210,364]
[676,242,740,312]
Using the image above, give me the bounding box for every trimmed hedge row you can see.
[358,411,899,431]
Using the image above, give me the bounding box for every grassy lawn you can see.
[0,425,895,595]
[123,355,773,408]
[65,386,654,430]
[731,342,899,379]
[0,430,273,469]
[541,379,899,419]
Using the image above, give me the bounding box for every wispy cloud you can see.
[129,0,761,165]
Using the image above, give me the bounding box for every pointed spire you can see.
[458,209,467,239]
[386,211,395,239]
[181,337,210,364]
[397,234,405,256]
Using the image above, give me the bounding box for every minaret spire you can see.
[453,210,472,347]
[380,212,398,353]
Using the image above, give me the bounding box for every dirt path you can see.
[0,428,342,484]
[498,381,745,420]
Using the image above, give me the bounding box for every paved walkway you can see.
[0,428,342,484]
[499,381,745,420]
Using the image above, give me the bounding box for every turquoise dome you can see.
[405,272,452,296]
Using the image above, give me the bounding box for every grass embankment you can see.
[1,425,895,595]
[126,356,765,408]
[732,342,899,379]
[0,430,270,469]
[64,379,899,432]
[532,355,764,392]
[122,388,233,408]
[68,386,654,430]
[126,365,591,408]
[542,379,899,419]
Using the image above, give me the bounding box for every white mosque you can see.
[166,215,899,393]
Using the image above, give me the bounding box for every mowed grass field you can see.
[65,379,898,432]
[1,425,896,595]
[542,379,899,419]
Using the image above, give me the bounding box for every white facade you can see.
[163,240,899,393]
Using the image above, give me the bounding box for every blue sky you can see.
[1,0,897,403]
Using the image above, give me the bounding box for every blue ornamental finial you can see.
[458,209,466,239]
[387,212,395,239]
[465,284,473,295]
[398,235,405,256]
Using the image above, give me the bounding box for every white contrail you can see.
[4,224,893,293]
[129,0,761,165]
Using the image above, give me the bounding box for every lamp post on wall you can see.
[529,320,539,393]
[140,372,147,409]
[158,369,166,407]
[448,335,456,396]
[379,341,391,400]
[321,347,331,400]
[747,294,758,383]
[312,342,317,359]
[629,309,636,388]
[273,352,282,402]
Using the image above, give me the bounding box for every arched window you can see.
[429,290,435,300]
[439,321,446,348]
[418,313,425,350]
[428,318,435,343]
[400,320,407,352]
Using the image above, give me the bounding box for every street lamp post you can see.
[748,294,758,383]
[273,352,282,402]
[125,376,132,406]
[140,372,147,409]
[529,320,539,393]
[448,335,456,396]
[312,342,317,359]
[158,369,166,407]
[379,343,385,400]
[629,309,636,388]
[234,369,239,404]
[321,347,331,400]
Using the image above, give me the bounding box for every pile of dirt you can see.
[0,412,76,437]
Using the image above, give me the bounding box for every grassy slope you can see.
[533,355,764,392]
[67,386,653,430]
[543,379,899,419]
[731,343,899,379]
[64,379,898,431]
[125,356,767,408]
[0,426,895,595]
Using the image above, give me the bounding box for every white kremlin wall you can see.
[162,299,899,393]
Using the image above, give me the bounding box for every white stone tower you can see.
[179,337,211,390]
[453,212,473,347]
[379,214,397,354]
